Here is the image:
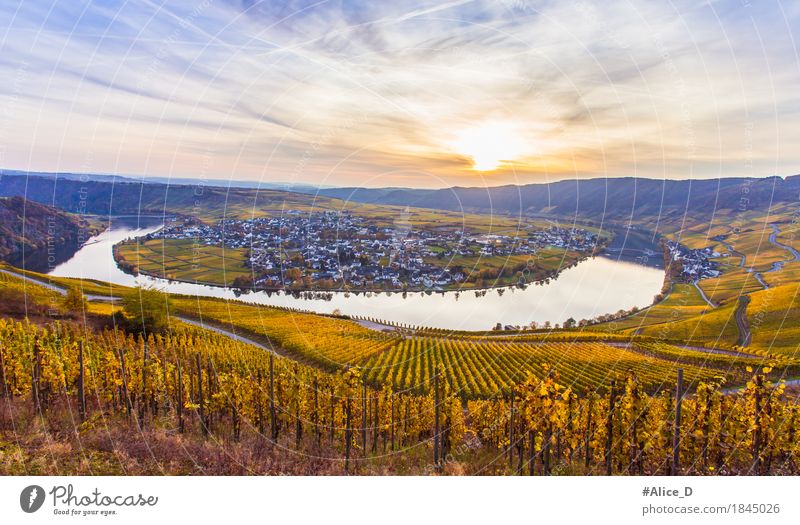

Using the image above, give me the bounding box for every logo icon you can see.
[20,485,45,513]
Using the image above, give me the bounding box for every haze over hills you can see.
[0,173,344,218]
[1,171,798,226]
[0,169,329,192]
[316,176,799,221]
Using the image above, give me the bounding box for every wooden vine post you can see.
[362,378,368,457]
[269,352,278,442]
[605,380,616,476]
[433,371,441,472]
[585,395,594,470]
[78,341,86,421]
[119,347,132,419]
[753,374,763,474]
[140,343,148,425]
[177,359,184,433]
[32,342,41,413]
[671,368,684,476]
[196,353,207,437]
[508,386,515,469]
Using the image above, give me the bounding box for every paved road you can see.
[177,316,277,354]
[767,223,800,265]
[748,223,799,290]
[1,268,287,357]
[693,281,717,308]
[714,237,746,267]
[0,269,119,303]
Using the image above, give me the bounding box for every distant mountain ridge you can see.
[0,169,330,192]
[1,171,797,226]
[316,176,799,221]
[0,173,342,217]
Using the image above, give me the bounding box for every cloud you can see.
[0,0,797,187]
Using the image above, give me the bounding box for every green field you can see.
[115,239,251,285]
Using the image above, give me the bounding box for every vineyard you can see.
[1,317,800,475]
[173,297,792,398]
[173,297,401,369]
[360,338,733,397]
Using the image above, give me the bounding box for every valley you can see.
[2,174,800,476]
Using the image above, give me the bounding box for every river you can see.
[47,217,665,330]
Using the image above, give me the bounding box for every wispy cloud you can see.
[0,0,797,187]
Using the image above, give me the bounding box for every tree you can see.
[122,286,170,334]
[563,317,577,329]
[62,286,87,314]
[232,275,254,289]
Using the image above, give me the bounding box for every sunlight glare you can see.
[452,123,526,171]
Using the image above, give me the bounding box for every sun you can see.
[451,122,526,171]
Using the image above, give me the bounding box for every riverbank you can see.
[44,219,665,330]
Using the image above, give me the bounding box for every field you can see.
[747,283,800,356]
[115,239,251,286]
[593,284,712,331]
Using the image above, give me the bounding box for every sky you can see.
[0,0,798,189]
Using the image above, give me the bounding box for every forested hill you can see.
[3,172,798,224]
[0,196,92,262]
[317,176,800,221]
[0,173,343,219]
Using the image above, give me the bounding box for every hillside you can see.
[4,172,798,226]
[1,269,799,475]
[0,196,92,264]
[317,176,799,222]
[0,173,345,220]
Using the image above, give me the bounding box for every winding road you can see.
[0,268,281,356]
[749,223,800,290]
[714,236,746,267]
[693,281,717,308]
[0,269,118,302]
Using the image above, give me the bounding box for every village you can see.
[144,212,603,290]
[665,240,723,281]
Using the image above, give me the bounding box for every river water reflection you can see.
[48,217,665,330]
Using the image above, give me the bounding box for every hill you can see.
[317,176,800,222]
[0,174,345,220]
[3,172,798,226]
[0,196,93,265]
